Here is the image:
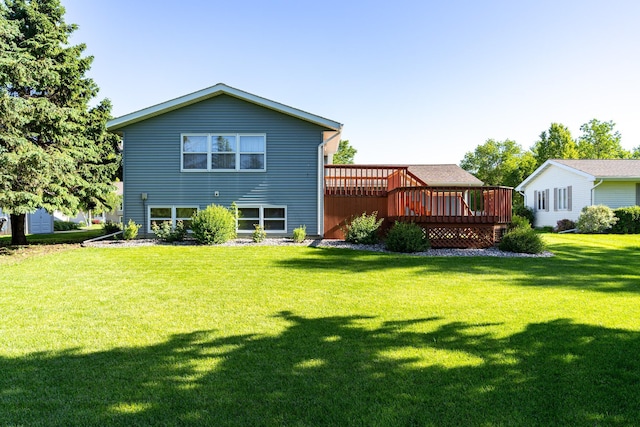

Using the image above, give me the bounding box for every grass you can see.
[0,234,639,426]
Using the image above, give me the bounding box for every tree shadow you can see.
[2,313,639,425]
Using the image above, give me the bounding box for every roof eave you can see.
[106,83,343,132]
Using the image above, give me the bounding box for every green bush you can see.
[508,215,531,231]
[611,206,640,234]
[54,220,80,231]
[102,220,122,235]
[151,220,187,242]
[252,224,267,243]
[292,225,306,243]
[342,211,383,244]
[191,204,237,245]
[513,204,535,226]
[123,219,140,240]
[499,227,546,254]
[576,205,618,233]
[385,222,429,253]
[555,219,576,232]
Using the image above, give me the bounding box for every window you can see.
[182,133,266,171]
[535,189,549,212]
[554,186,572,211]
[236,205,286,233]
[556,187,567,210]
[149,206,198,232]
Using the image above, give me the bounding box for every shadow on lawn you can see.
[277,240,640,294]
[2,313,639,426]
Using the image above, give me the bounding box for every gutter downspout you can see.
[590,179,604,205]
[317,131,341,237]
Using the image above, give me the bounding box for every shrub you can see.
[123,219,140,240]
[191,204,237,245]
[292,225,306,243]
[513,204,535,226]
[611,206,640,234]
[508,215,531,231]
[252,224,267,243]
[576,205,618,233]
[54,220,80,231]
[91,218,101,225]
[102,220,122,235]
[385,222,429,253]
[342,211,383,244]
[499,227,546,254]
[151,220,187,242]
[555,219,576,232]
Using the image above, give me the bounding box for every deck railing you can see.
[324,165,424,196]
[387,186,512,224]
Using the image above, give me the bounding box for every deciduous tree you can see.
[531,123,578,167]
[0,0,119,245]
[577,119,630,159]
[460,139,536,188]
[332,140,357,164]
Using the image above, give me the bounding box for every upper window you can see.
[182,133,266,171]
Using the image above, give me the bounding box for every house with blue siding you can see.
[107,84,342,237]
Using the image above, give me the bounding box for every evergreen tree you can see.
[0,0,119,245]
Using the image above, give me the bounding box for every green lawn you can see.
[1,234,639,426]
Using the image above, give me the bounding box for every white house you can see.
[516,159,640,227]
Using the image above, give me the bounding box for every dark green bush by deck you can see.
[191,204,237,245]
[513,204,535,226]
[342,211,383,244]
[385,222,429,253]
[508,214,531,231]
[498,227,546,254]
[611,206,640,234]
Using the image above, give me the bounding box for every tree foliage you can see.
[0,0,120,245]
[332,140,357,164]
[577,119,629,159]
[460,139,536,188]
[531,123,578,167]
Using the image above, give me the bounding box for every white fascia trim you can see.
[515,160,595,191]
[107,83,343,131]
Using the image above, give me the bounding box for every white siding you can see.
[594,182,638,208]
[522,166,593,227]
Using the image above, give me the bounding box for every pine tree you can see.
[0,0,119,245]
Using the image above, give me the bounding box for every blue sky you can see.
[64,0,640,164]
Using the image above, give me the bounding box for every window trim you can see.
[236,204,287,234]
[148,205,199,233]
[181,133,266,172]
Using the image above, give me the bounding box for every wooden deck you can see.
[324,165,512,248]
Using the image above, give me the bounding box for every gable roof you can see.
[107,83,343,132]
[516,159,640,191]
[407,164,484,186]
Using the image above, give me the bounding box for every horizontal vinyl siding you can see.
[121,95,325,235]
[523,166,592,227]
[594,181,639,208]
